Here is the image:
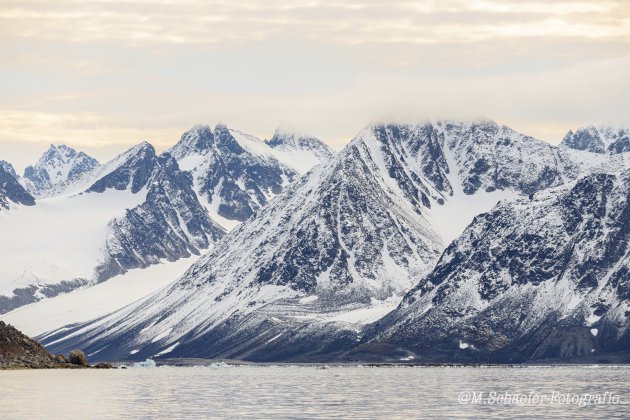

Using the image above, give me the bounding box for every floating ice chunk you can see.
[459,341,469,349]
[133,359,156,368]
[400,355,415,361]
[130,349,139,355]
[590,328,598,337]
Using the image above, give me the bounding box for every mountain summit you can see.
[562,125,630,155]
[23,144,100,196]
[168,124,332,229]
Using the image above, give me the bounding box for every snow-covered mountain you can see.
[22,144,100,196]
[40,120,630,362]
[0,125,330,317]
[95,152,225,280]
[0,166,35,210]
[86,142,155,194]
[265,128,335,169]
[0,142,224,313]
[168,124,332,229]
[363,169,630,362]
[562,125,630,155]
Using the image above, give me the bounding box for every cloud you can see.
[0,0,629,161]
[0,0,628,46]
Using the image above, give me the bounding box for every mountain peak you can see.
[214,124,246,154]
[265,129,333,162]
[561,125,630,154]
[168,124,215,160]
[268,127,320,146]
[0,160,17,178]
[86,141,157,194]
[23,144,100,195]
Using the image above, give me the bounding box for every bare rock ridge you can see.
[95,152,226,280]
[0,160,18,178]
[168,124,332,226]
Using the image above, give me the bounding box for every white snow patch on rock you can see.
[299,295,319,304]
[155,342,179,357]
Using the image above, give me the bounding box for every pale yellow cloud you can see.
[0,0,629,164]
[1,0,628,46]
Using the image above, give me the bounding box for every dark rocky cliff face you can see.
[0,160,17,178]
[87,142,155,194]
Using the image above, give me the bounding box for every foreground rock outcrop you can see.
[0,321,68,369]
[0,321,108,369]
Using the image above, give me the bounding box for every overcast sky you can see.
[1,0,629,171]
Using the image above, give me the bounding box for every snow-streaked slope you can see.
[562,125,630,154]
[169,124,333,230]
[0,143,159,297]
[364,169,630,363]
[0,256,199,338]
[22,144,99,196]
[263,128,335,173]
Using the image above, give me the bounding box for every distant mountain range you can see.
[0,125,332,314]
[18,120,629,364]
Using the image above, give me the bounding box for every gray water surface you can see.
[1,365,628,419]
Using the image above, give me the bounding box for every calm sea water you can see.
[1,365,629,419]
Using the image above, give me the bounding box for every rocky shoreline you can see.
[0,321,111,370]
